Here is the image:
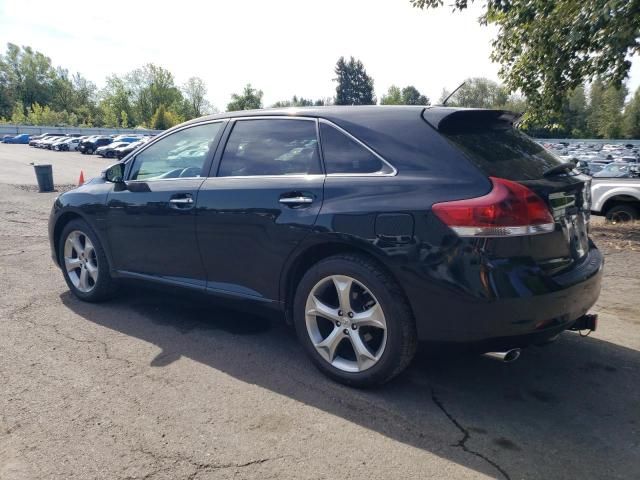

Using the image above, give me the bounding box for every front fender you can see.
[591,183,640,212]
[48,182,113,268]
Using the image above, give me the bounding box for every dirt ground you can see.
[1,144,639,479]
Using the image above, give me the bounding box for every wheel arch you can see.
[280,239,414,325]
[53,210,111,268]
[601,194,640,216]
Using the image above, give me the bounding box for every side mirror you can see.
[102,163,125,183]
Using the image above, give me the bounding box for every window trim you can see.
[124,119,227,182]
[213,116,323,179]
[318,119,397,177]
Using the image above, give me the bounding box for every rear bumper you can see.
[404,244,603,343]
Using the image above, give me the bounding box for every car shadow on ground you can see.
[61,286,639,480]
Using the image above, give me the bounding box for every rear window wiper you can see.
[543,162,575,177]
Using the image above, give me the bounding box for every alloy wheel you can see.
[63,230,98,293]
[305,275,387,373]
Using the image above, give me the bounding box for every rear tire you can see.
[605,204,638,223]
[58,219,118,302]
[293,254,417,387]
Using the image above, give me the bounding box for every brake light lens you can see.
[432,177,555,237]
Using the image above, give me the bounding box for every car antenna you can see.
[441,82,466,106]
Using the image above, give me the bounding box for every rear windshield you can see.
[443,128,562,181]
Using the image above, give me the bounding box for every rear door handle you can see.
[279,196,314,205]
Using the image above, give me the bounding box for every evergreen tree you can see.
[587,80,627,138]
[622,87,640,139]
[271,95,316,108]
[600,84,627,138]
[586,80,605,137]
[334,56,375,105]
[226,84,263,111]
[564,86,588,137]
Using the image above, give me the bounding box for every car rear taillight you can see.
[432,177,555,237]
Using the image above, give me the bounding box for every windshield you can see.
[594,164,630,177]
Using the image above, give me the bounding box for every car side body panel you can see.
[49,106,604,350]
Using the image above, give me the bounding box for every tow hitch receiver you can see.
[570,314,598,332]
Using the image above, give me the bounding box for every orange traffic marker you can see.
[78,170,85,186]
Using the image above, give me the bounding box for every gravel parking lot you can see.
[1,143,639,479]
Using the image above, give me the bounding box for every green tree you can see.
[226,84,263,111]
[622,88,640,139]
[26,103,44,125]
[150,105,180,130]
[599,84,627,138]
[120,110,129,129]
[0,43,56,115]
[271,95,316,107]
[127,64,182,125]
[381,85,429,105]
[401,86,429,105]
[100,102,118,128]
[334,56,375,105]
[182,77,213,118]
[441,78,508,108]
[563,86,588,137]
[586,79,606,137]
[587,80,627,138]
[411,0,640,117]
[100,75,135,126]
[380,85,402,105]
[10,100,26,124]
[51,67,76,112]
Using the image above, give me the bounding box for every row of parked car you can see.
[30,133,153,159]
[541,141,640,178]
[0,132,154,160]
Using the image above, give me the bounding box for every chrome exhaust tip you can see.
[482,348,521,363]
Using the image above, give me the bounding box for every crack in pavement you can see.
[131,445,288,480]
[431,389,511,480]
[15,310,136,369]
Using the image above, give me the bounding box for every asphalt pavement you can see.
[0,144,638,479]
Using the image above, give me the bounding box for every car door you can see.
[196,117,324,302]
[105,120,226,287]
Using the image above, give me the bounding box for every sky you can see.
[0,0,639,110]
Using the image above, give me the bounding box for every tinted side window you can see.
[130,122,222,181]
[218,119,320,177]
[320,123,388,174]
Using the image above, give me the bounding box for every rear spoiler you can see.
[422,107,522,133]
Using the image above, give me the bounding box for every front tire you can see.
[605,204,638,223]
[293,254,417,387]
[58,219,118,302]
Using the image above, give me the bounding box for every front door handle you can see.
[169,194,194,209]
[169,197,194,204]
[279,196,313,205]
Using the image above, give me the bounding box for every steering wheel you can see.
[179,167,201,178]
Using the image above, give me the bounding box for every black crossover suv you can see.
[49,106,603,386]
